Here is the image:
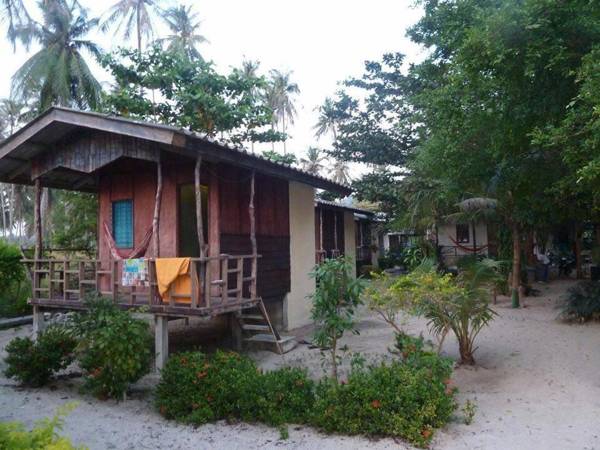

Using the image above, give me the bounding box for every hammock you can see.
[103,221,153,260]
[448,235,488,253]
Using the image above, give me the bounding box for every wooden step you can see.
[241,324,270,332]
[244,334,297,354]
[239,314,263,321]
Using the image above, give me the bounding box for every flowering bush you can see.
[156,348,456,447]
[4,325,77,387]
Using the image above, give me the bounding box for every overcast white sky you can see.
[0,0,424,161]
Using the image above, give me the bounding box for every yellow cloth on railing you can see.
[155,257,192,303]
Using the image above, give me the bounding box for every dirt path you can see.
[1,280,599,449]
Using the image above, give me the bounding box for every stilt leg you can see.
[32,305,45,340]
[155,315,169,372]
[229,313,242,352]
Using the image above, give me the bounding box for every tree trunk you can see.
[152,161,163,257]
[136,5,142,53]
[9,184,14,238]
[458,339,475,365]
[331,337,338,381]
[0,184,6,236]
[511,223,521,308]
[271,121,275,152]
[575,223,583,279]
[195,156,206,258]
[282,112,287,154]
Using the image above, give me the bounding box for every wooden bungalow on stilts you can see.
[314,200,379,275]
[0,107,351,369]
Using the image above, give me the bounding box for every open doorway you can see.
[178,183,208,257]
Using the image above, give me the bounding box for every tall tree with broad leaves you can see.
[101,0,160,52]
[268,69,300,154]
[326,0,600,308]
[157,4,208,61]
[101,46,283,146]
[11,0,102,111]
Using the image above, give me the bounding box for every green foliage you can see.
[393,332,453,381]
[101,46,283,146]
[72,295,152,399]
[11,0,102,110]
[462,399,477,426]
[311,359,456,447]
[155,351,315,427]
[365,271,415,334]
[558,281,600,322]
[4,326,77,387]
[261,150,298,166]
[0,239,30,317]
[156,349,457,447]
[309,257,365,380]
[50,191,97,253]
[0,403,85,449]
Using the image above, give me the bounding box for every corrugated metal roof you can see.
[0,107,352,195]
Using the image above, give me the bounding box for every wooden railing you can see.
[23,254,260,316]
[315,249,342,264]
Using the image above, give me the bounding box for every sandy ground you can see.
[1,280,600,450]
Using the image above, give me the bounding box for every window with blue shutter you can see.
[112,200,133,248]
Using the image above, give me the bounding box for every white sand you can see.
[1,280,599,450]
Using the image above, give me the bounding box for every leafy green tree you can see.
[101,0,160,52]
[101,46,282,146]
[50,190,97,253]
[309,257,364,380]
[261,150,297,166]
[157,4,208,61]
[12,0,102,110]
[326,0,600,307]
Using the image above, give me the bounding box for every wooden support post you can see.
[152,160,163,257]
[334,212,338,253]
[319,208,324,252]
[195,156,206,258]
[228,313,242,352]
[249,171,257,299]
[32,305,45,339]
[154,315,169,372]
[34,178,42,260]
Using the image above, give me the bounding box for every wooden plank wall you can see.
[218,165,291,300]
[315,207,345,255]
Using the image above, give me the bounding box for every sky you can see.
[0,0,425,163]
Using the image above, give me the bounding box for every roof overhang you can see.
[0,107,352,195]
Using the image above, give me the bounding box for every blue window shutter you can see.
[112,200,133,248]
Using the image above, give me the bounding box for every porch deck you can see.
[24,254,261,317]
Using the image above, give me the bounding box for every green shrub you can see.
[157,348,456,447]
[558,280,600,322]
[72,295,152,399]
[255,367,316,426]
[4,326,77,387]
[155,351,260,424]
[0,239,30,318]
[311,361,456,447]
[0,403,84,449]
[310,257,365,380]
[393,332,454,382]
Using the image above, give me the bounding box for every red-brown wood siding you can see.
[315,206,345,255]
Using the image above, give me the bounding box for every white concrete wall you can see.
[286,182,316,329]
[438,221,489,265]
[344,211,357,277]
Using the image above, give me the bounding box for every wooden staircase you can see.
[237,299,297,354]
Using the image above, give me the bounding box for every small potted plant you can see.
[590,245,600,281]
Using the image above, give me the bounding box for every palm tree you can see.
[157,5,208,60]
[241,59,260,79]
[331,159,350,185]
[300,147,325,175]
[1,0,29,47]
[12,1,102,111]
[0,98,26,237]
[269,70,300,154]
[314,97,339,140]
[101,0,159,52]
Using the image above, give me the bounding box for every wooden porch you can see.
[24,254,261,317]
